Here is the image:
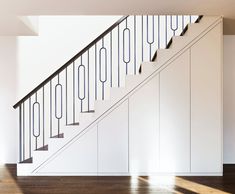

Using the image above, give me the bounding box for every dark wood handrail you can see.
[13,15,129,109]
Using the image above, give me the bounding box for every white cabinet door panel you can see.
[159,50,190,173]
[98,100,129,173]
[129,75,160,173]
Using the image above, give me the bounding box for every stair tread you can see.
[36,144,48,151]
[20,157,33,164]
[51,133,64,138]
[67,122,80,126]
[81,110,95,113]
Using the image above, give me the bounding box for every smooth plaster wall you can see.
[0,37,18,163]
[17,16,120,100]
[223,35,235,163]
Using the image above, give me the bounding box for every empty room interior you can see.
[1,0,235,193]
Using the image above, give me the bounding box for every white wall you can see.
[0,37,18,163]
[223,35,235,163]
[17,16,120,100]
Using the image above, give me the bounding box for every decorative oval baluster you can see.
[99,47,107,83]
[123,20,131,74]
[123,28,131,64]
[147,15,154,60]
[78,62,86,112]
[147,15,154,44]
[78,64,86,100]
[33,102,40,138]
[171,15,178,36]
[99,39,108,100]
[54,74,63,137]
[55,84,63,119]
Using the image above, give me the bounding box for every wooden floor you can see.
[0,165,235,194]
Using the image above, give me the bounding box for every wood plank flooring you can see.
[0,164,235,194]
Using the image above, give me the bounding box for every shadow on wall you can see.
[0,37,18,164]
[224,18,235,35]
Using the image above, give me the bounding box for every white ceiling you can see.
[1,0,235,35]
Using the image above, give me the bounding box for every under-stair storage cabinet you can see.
[16,16,223,176]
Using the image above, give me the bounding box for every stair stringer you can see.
[17,16,222,176]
